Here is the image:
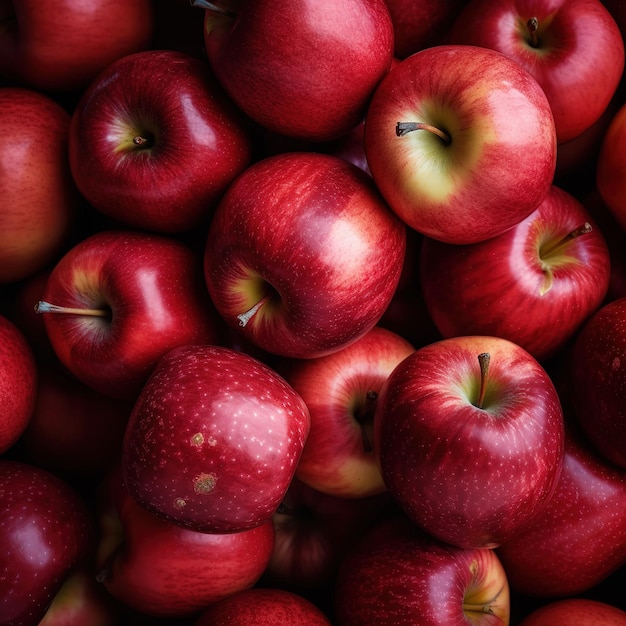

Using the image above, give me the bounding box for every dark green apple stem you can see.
[396,122,451,144]
[527,17,540,47]
[541,222,593,257]
[34,300,110,317]
[189,0,237,17]
[476,353,490,410]
[237,295,270,327]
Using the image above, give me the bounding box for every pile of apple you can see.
[3,0,626,624]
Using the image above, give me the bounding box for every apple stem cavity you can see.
[189,0,237,17]
[541,222,593,257]
[34,300,110,318]
[475,352,490,410]
[237,295,271,327]
[396,122,451,144]
[527,17,540,47]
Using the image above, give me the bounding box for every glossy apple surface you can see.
[0,0,154,93]
[365,44,557,244]
[199,0,394,141]
[0,313,37,455]
[122,344,311,533]
[374,335,565,549]
[204,152,406,359]
[69,49,253,233]
[0,87,77,284]
[36,229,220,399]
[420,185,611,362]
[448,0,625,143]
[279,326,414,498]
[333,514,510,625]
[496,423,626,597]
[0,460,94,626]
[519,598,626,625]
[569,297,626,468]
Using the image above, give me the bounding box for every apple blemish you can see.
[193,471,218,495]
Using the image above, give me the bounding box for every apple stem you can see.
[237,295,271,327]
[475,353,490,410]
[462,602,497,616]
[541,222,593,257]
[527,17,540,47]
[189,0,237,17]
[396,122,451,144]
[34,300,110,318]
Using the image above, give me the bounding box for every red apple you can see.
[195,0,394,141]
[203,151,406,359]
[0,313,37,455]
[364,44,557,244]
[69,49,253,234]
[0,0,155,93]
[496,422,626,597]
[419,184,611,362]
[193,588,332,625]
[35,229,220,400]
[0,87,78,284]
[597,101,626,233]
[0,460,94,626]
[519,598,626,625]
[374,335,565,549]
[122,344,311,533]
[448,0,625,144]
[96,467,275,619]
[278,326,414,498]
[569,297,626,468]
[333,514,510,625]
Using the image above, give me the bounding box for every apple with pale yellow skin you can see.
[365,44,557,244]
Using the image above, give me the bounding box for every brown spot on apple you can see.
[193,472,217,495]
[190,432,204,446]
[174,497,187,509]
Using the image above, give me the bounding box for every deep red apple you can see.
[193,588,332,625]
[278,326,414,498]
[374,335,565,549]
[122,344,311,533]
[69,49,253,234]
[35,229,220,400]
[0,87,78,284]
[448,0,625,143]
[419,184,611,362]
[518,598,626,625]
[0,0,155,93]
[96,467,275,619]
[0,313,37,455]
[203,151,406,359]
[0,460,94,626]
[195,0,394,141]
[333,514,510,625]
[496,422,626,597]
[364,44,557,244]
[569,297,626,468]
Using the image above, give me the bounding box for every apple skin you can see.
[0,460,94,626]
[333,513,510,625]
[204,151,406,359]
[96,467,275,619]
[278,326,414,498]
[419,184,611,362]
[518,598,626,625]
[37,229,220,400]
[122,343,311,533]
[496,422,626,597]
[193,588,332,625]
[597,101,626,233]
[569,297,626,468]
[0,87,78,284]
[447,0,625,144]
[373,335,565,549]
[0,0,154,93]
[200,0,394,142]
[69,49,253,234]
[364,44,557,244]
[0,313,37,455]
